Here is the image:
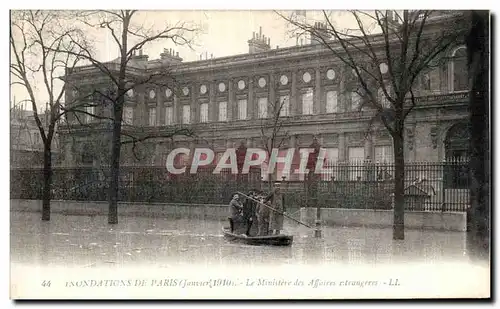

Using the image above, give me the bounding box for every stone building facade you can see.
[10,107,59,167]
[60,11,470,185]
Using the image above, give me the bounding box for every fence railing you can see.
[10,160,470,212]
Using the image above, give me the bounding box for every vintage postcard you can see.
[9,8,490,300]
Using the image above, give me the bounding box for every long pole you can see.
[237,191,314,229]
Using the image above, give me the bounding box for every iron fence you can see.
[10,160,469,212]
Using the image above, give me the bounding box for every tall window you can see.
[218,101,227,122]
[348,147,365,162]
[123,106,133,125]
[85,105,95,123]
[200,103,208,123]
[148,107,156,126]
[302,88,313,115]
[32,132,40,144]
[374,145,393,163]
[165,106,173,125]
[258,97,268,119]
[451,46,468,92]
[326,91,338,113]
[422,69,440,94]
[378,87,391,108]
[238,99,247,120]
[348,147,365,181]
[182,105,190,124]
[326,148,339,164]
[279,95,290,117]
[351,92,361,111]
[322,148,339,181]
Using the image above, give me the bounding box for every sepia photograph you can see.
[8,6,491,300]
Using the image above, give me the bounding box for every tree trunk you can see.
[392,131,405,240]
[41,143,52,221]
[467,10,489,250]
[108,103,124,224]
[268,171,274,191]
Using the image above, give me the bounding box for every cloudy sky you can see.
[85,10,338,63]
[11,10,352,110]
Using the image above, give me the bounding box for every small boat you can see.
[222,227,293,246]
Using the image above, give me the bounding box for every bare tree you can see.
[259,95,291,190]
[59,10,200,224]
[278,10,467,239]
[10,10,101,221]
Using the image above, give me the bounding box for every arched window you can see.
[445,122,470,160]
[450,46,468,92]
[444,122,470,189]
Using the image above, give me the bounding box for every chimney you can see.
[131,48,149,66]
[247,26,271,54]
[382,10,400,29]
[310,21,332,44]
[387,11,394,22]
[160,47,183,64]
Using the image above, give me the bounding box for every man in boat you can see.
[242,190,258,236]
[269,183,286,235]
[257,191,271,236]
[250,189,260,235]
[228,193,245,234]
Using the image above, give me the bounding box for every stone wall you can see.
[11,199,466,232]
[300,207,466,232]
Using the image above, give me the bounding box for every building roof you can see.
[67,11,466,77]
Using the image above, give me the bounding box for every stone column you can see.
[364,134,373,160]
[317,134,323,145]
[209,82,216,122]
[315,68,321,115]
[269,74,276,114]
[290,135,297,148]
[227,80,233,121]
[189,140,195,165]
[248,78,254,119]
[339,66,346,112]
[364,134,374,181]
[157,88,163,126]
[191,85,197,124]
[136,92,144,126]
[173,95,179,124]
[338,133,348,180]
[289,135,298,181]
[291,71,297,116]
[338,133,346,161]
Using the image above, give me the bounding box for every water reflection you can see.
[10,212,487,269]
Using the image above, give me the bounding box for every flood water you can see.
[10,211,487,269]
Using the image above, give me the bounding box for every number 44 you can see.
[41,280,51,287]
